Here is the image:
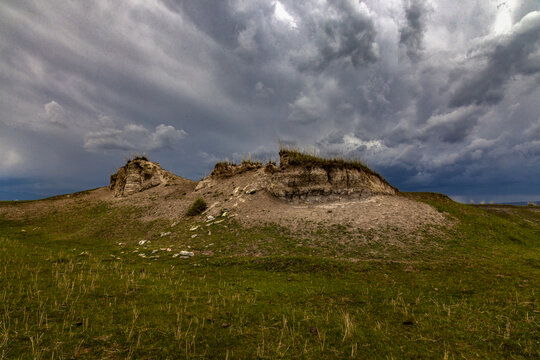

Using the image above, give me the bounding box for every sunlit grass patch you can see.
[0,194,538,358]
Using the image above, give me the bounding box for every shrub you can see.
[186,198,207,216]
[124,154,149,166]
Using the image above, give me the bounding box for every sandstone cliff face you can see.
[210,161,263,178]
[110,158,176,197]
[268,165,396,202]
[204,151,397,203]
[267,150,397,202]
[268,166,397,202]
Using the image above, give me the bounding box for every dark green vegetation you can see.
[127,154,149,163]
[0,194,538,359]
[185,198,208,217]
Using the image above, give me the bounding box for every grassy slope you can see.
[0,194,538,359]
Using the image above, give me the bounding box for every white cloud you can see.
[287,77,337,124]
[41,101,68,127]
[1,0,540,200]
[148,124,187,151]
[83,122,186,153]
[448,11,540,108]
[0,149,22,168]
[342,133,386,152]
[492,0,516,35]
[288,93,326,123]
[237,20,258,52]
[83,127,138,152]
[274,1,297,28]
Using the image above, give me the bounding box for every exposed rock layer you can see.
[110,158,178,197]
[268,165,396,202]
[207,151,397,202]
[210,161,263,178]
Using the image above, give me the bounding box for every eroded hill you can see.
[0,151,448,237]
[109,156,194,197]
[191,150,445,234]
[1,153,538,359]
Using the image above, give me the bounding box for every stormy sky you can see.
[1,0,539,203]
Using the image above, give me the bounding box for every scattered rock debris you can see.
[172,250,195,259]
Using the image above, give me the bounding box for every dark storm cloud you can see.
[417,106,483,143]
[449,11,540,108]
[1,1,540,202]
[399,0,427,61]
[83,124,187,152]
[294,0,379,71]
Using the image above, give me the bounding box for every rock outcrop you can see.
[210,161,263,178]
[267,150,397,202]
[109,157,178,197]
[205,150,397,203]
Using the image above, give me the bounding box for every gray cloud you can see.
[449,11,540,108]
[294,0,379,71]
[148,124,188,151]
[399,0,427,61]
[512,0,540,23]
[0,147,22,169]
[1,1,540,202]
[418,106,483,143]
[523,117,540,139]
[41,101,69,128]
[84,123,186,153]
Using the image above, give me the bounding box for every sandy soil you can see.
[236,193,446,231]
[188,168,448,232]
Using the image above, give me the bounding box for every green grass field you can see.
[0,193,538,359]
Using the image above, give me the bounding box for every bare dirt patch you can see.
[239,193,446,231]
[189,168,448,233]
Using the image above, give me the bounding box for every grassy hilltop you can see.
[0,186,539,358]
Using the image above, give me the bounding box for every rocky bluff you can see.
[209,150,397,202]
[109,157,179,197]
[267,150,397,202]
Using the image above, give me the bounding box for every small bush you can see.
[133,155,149,161]
[124,154,149,166]
[186,198,207,216]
